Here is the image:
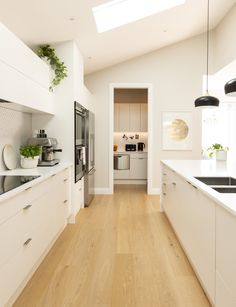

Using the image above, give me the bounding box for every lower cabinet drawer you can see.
[0,218,57,307]
[216,271,236,307]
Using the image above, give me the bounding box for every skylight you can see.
[92,0,185,33]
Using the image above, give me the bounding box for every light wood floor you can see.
[14,185,210,307]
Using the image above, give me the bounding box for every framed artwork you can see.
[162,112,192,150]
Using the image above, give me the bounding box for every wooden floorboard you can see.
[14,184,210,307]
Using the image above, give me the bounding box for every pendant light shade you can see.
[194,0,219,108]
[194,94,219,107]
[224,78,236,96]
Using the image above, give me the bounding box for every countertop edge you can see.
[0,162,72,203]
[161,160,236,217]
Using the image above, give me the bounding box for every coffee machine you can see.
[28,130,62,166]
[138,142,145,151]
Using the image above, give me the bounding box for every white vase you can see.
[216,150,227,161]
[20,156,39,168]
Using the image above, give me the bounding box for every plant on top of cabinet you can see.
[37,45,67,91]
[20,145,41,168]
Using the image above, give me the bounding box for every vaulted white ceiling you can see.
[0,0,235,74]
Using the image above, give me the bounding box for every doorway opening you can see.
[109,83,153,195]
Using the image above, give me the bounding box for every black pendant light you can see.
[224,78,236,96]
[194,0,219,108]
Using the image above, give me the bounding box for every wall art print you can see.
[162,112,192,150]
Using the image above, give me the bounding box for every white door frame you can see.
[109,83,153,194]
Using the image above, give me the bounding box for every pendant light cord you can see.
[206,0,209,94]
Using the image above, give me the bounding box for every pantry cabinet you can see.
[130,154,147,179]
[114,103,147,132]
[0,168,70,306]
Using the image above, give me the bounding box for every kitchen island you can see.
[161,160,236,307]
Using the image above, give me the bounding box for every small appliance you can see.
[28,132,62,166]
[125,144,136,151]
[138,142,145,151]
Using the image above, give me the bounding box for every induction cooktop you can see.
[0,175,40,195]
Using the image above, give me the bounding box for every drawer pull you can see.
[23,238,32,246]
[25,186,32,191]
[172,182,176,186]
[162,183,166,186]
[51,174,56,177]
[163,173,167,176]
[163,192,166,196]
[64,200,68,204]
[79,188,82,191]
[64,178,68,182]
[23,204,32,211]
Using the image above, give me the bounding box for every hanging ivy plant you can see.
[37,45,68,91]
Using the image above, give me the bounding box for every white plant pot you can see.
[20,156,39,169]
[216,150,227,161]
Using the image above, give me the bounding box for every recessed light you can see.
[92,0,185,33]
[69,17,75,21]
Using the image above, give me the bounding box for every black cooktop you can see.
[0,176,40,196]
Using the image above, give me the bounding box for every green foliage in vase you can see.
[207,143,229,158]
[37,45,68,91]
[20,145,41,159]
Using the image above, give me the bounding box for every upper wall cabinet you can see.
[0,23,54,114]
[114,103,147,132]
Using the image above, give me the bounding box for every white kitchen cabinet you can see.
[140,103,148,132]
[119,103,130,132]
[0,22,54,114]
[114,103,119,132]
[161,164,215,305]
[215,205,236,306]
[114,103,147,132]
[74,177,84,213]
[130,155,147,179]
[0,168,70,307]
[114,169,130,179]
[129,103,140,132]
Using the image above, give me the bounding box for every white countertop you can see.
[0,162,72,203]
[161,159,236,216]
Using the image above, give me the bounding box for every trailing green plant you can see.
[37,45,67,91]
[207,143,229,158]
[20,145,41,159]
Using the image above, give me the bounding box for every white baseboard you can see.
[95,188,112,195]
[114,180,147,185]
[148,188,160,195]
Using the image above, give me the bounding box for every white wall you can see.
[85,34,204,192]
[214,4,236,72]
[0,107,32,171]
[32,40,94,219]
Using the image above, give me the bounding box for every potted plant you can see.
[20,145,41,168]
[207,143,229,161]
[36,45,67,91]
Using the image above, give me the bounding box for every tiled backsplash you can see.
[0,107,32,171]
[114,132,148,151]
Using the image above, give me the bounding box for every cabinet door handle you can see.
[163,173,167,176]
[51,174,56,177]
[172,182,176,186]
[23,238,32,246]
[163,192,166,196]
[162,183,166,186]
[64,200,68,204]
[25,186,32,191]
[23,204,32,211]
[187,181,192,185]
[192,185,198,190]
[64,178,68,182]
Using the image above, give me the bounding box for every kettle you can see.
[138,142,145,151]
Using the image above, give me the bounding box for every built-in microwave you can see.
[74,101,87,146]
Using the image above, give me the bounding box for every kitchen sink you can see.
[212,187,236,193]
[194,176,236,186]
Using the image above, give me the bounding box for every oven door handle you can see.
[88,168,96,175]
